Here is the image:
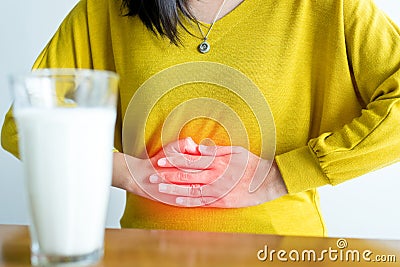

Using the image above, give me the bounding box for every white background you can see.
[0,0,399,239]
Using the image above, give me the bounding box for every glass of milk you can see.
[10,69,119,266]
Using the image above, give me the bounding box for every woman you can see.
[2,0,400,236]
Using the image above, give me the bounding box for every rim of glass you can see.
[12,68,119,80]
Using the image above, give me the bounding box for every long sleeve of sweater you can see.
[276,0,400,193]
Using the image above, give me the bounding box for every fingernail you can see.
[159,184,168,192]
[149,174,159,183]
[158,158,167,166]
[187,137,197,146]
[176,197,184,204]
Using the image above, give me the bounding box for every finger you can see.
[158,183,202,197]
[125,174,183,206]
[175,196,216,207]
[157,169,217,184]
[163,137,199,155]
[158,181,223,198]
[149,174,166,184]
[198,145,244,156]
[179,137,199,154]
[157,155,214,170]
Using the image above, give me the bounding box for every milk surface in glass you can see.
[15,107,116,256]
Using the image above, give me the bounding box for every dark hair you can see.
[121,0,194,45]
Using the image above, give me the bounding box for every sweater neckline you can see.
[182,0,261,44]
[195,0,256,26]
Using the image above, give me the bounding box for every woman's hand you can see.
[111,138,200,204]
[150,144,288,208]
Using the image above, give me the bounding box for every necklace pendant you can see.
[198,40,211,54]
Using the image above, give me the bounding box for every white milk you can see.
[15,108,116,256]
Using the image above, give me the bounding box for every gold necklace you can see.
[195,0,227,54]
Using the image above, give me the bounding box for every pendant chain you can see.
[196,0,227,54]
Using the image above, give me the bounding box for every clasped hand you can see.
[152,138,288,207]
[116,138,287,208]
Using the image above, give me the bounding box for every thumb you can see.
[164,137,199,155]
[183,137,199,154]
[198,144,217,156]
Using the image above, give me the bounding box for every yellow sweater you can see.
[2,0,400,236]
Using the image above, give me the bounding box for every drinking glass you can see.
[10,69,119,266]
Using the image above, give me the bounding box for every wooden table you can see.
[0,225,399,266]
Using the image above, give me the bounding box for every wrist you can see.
[112,152,139,193]
[265,160,288,200]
